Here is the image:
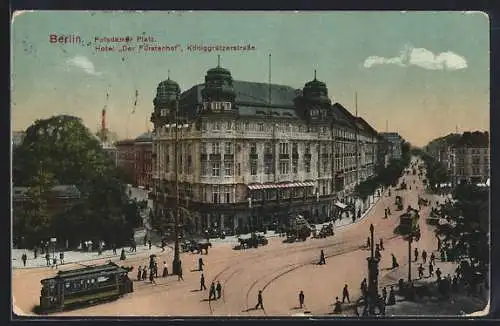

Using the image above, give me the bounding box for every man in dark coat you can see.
[199,257,204,271]
[298,290,305,308]
[255,290,264,309]
[422,250,427,264]
[21,253,27,267]
[216,281,222,299]
[342,284,350,303]
[209,282,216,300]
[200,273,207,291]
[319,250,326,265]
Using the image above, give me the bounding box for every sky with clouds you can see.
[11,11,489,147]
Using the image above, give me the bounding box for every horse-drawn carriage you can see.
[283,215,314,243]
[180,239,212,254]
[313,223,334,239]
[235,233,268,249]
[399,208,420,235]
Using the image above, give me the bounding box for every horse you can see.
[191,242,212,254]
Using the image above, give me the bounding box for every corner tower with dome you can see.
[150,59,381,237]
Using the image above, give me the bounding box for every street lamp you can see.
[365,223,380,315]
[406,218,421,283]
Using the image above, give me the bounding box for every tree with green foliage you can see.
[13,115,134,248]
[435,184,489,283]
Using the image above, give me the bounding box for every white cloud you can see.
[66,55,101,75]
[363,45,468,71]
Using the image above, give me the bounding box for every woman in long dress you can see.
[162,261,168,277]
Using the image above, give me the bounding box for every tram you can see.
[38,262,133,313]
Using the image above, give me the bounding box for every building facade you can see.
[115,139,136,185]
[380,132,403,160]
[451,131,489,185]
[135,132,153,189]
[149,65,380,235]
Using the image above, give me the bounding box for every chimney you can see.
[101,108,106,131]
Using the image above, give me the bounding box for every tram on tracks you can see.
[38,262,133,313]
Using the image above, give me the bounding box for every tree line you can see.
[13,115,143,249]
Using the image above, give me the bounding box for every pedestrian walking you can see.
[34,247,38,259]
[148,239,152,250]
[200,273,207,291]
[59,252,64,264]
[112,244,117,255]
[154,261,158,277]
[422,250,427,264]
[387,286,396,305]
[387,207,391,216]
[366,237,371,249]
[360,278,367,297]
[178,266,184,281]
[436,267,442,281]
[384,209,388,219]
[342,284,350,303]
[137,266,142,281]
[319,250,326,265]
[198,257,204,271]
[45,253,50,266]
[333,297,342,314]
[52,257,58,269]
[430,252,436,265]
[298,290,305,309]
[418,264,425,279]
[216,281,222,299]
[142,267,148,280]
[149,270,156,284]
[380,239,384,251]
[391,254,399,269]
[161,239,166,252]
[208,282,216,300]
[382,287,387,304]
[255,290,264,309]
[120,248,126,260]
[428,261,434,277]
[414,248,419,262]
[21,253,27,267]
[162,261,168,277]
[375,247,381,260]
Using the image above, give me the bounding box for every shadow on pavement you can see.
[190,289,201,292]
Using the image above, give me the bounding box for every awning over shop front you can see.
[247,182,315,190]
[335,201,347,209]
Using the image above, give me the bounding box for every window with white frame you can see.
[292,159,298,174]
[305,160,311,173]
[213,121,220,131]
[279,161,289,174]
[258,122,264,131]
[250,160,257,175]
[225,142,233,154]
[160,108,168,116]
[224,186,231,203]
[224,161,233,176]
[212,185,219,203]
[212,142,220,154]
[279,142,289,155]
[250,142,257,154]
[212,162,220,176]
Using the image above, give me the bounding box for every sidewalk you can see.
[12,244,167,269]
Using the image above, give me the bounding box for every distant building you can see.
[134,132,153,189]
[380,132,403,160]
[376,135,391,168]
[451,131,489,185]
[115,139,136,184]
[12,131,26,148]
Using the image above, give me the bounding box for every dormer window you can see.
[311,109,319,116]
[160,109,168,117]
[203,102,210,111]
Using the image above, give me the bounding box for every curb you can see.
[12,247,167,270]
[335,188,386,231]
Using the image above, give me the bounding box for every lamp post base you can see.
[172,256,182,275]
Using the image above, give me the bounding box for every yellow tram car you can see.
[39,262,133,313]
